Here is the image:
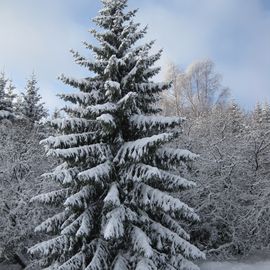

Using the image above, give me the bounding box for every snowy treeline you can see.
[0,73,54,266]
[161,60,270,258]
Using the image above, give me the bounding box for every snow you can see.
[117,91,138,106]
[104,80,121,97]
[122,64,138,86]
[88,102,117,115]
[41,132,97,149]
[103,210,124,240]
[31,188,70,205]
[131,226,153,258]
[60,92,101,104]
[64,186,94,208]
[135,258,156,270]
[104,80,120,90]
[77,210,94,237]
[78,161,112,184]
[104,55,118,75]
[200,260,270,270]
[112,256,129,270]
[114,133,174,165]
[65,102,117,117]
[47,143,111,162]
[50,117,91,131]
[136,82,168,93]
[150,222,204,259]
[137,183,200,222]
[130,114,184,130]
[0,110,13,119]
[104,183,121,206]
[156,147,199,162]
[29,235,69,257]
[96,113,116,128]
[124,163,196,190]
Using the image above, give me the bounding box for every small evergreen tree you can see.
[0,73,15,119]
[253,102,263,125]
[261,102,270,126]
[20,73,48,122]
[5,79,17,110]
[226,101,245,134]
[30,0,204,269]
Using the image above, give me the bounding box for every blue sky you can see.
[0,0,270,110]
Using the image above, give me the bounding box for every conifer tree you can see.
[253,102,263,125]
[226,101,244,134]
[30,0,205,269]
[5,79,17,110]
[261,102,270,126]
[0,72,15,119]
[20,73,48,122]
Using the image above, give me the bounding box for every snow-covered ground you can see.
[200,260,270,270]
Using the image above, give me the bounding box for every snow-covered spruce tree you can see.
[20,73,48,122]
[30,0,205,269]
[0,72,15,119]
[5,80,17,110]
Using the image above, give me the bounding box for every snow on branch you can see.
[135,258,157,270]
[59,91,102,104]
[85,241,109,270]
[35,211,68,234]
[96,113,116,129]
[104,183,121,206]
[124,163,196,191]
[155,148,199,166]
[112,255,129,270]
[41,132,99,149]
[58,74,101,92]
[119,25,147,54]
[29,235,69,257]
[131,226,153,258]
[103,206,137,240]
[129,115,184,131]
[59,208,94,238]
[50,117,95,132]
[31,188,71,205]
[78,161,112,185]
[76,209,95,238]
[117,92,138,112]
[47,143,111,163]
[160,214,190,241]
[66,103,117,118]
[61,213,83,236]
[150,222,205,260]
[70,49,105,74]
[114,133,174,165]
[103,207,125,240]
[153,252,200,270]
[64,186,95,209]
[169,254,200,270]
[104,80,120,90]
[41,163,79,185]
[58,252,84,270]
[135,82,169,94]
[134,183,200,222]
[0,110,14,119]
